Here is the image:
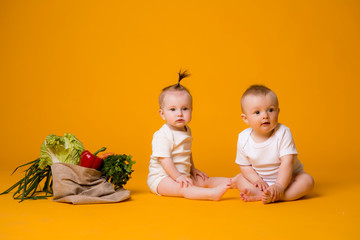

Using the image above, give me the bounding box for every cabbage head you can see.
[39,133,85,169]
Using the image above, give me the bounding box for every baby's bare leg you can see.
[193,175,230,188]
[262,172,314,204]
[157,177,232,201]
[232,174,263,202]
[282,172,314,201]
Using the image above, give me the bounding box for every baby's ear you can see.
[241,113,248,124]
[159,109,165,120]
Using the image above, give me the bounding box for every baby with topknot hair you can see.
[147,70,232,200]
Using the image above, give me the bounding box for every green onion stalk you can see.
[0,158,53,202]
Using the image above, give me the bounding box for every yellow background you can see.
[0,0,359,239]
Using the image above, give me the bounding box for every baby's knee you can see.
[192,176,207,187]
[304,173,315,190]
[232,173,245,190]
[232,173,242,183]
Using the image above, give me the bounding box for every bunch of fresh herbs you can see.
[100,154,135,189]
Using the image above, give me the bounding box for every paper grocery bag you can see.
[51,162,130,204]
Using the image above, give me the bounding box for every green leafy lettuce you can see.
[39,133,85,169]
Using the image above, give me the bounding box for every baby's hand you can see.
[253,179,269,192]
[267,183,284,202]
[175,175,193,188]
[191,168,209,181]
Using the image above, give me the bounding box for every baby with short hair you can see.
[233,85,314,203]
[147,70,232,200]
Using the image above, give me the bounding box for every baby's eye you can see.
[183,107,189,111]
[170,108,176,111]
[255,111,260,115]
[268,108,274,112]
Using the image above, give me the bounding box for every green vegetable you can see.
[0,159,53,202]
[1,133,134,202]
[1,133,82,202]
[100,154,135,189]
[39,133,85,169]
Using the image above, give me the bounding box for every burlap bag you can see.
[51,162,130,204]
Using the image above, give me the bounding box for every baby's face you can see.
[159,91,192,131]
[241,93,279,138]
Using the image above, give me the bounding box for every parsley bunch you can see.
[100,154,135,189]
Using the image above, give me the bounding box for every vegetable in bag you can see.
[1,133,135,202]
[39,133,85,169]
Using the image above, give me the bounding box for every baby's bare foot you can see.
[261,190,272,204]
[240,188,262,202]
[210,179,232,201]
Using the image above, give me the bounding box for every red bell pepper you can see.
[79,147,106,170]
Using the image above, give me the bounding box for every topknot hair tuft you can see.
[177,69,191,87]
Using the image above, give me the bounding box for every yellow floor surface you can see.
[0,169,359,240]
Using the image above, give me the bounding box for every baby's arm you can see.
[240,165,268,191]
[267,154,294,202]
[159,157,193,187]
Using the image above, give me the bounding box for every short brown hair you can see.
[159,70,192,108]
[241,85,278,112]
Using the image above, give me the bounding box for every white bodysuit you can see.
[147,124,193,195]
[235,123,304,185]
